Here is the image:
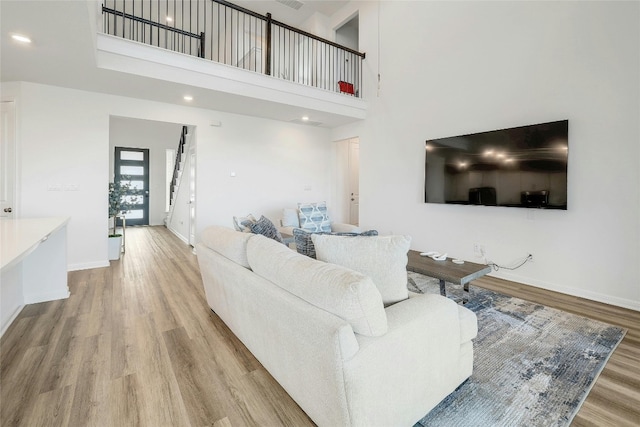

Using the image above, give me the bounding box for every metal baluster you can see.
[265,13,271,75]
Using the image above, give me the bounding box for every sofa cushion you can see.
[247,235,388,337]
[293,228,378,259]
[244,215,284,243]
[200,225,253,268]
[297,201,331,232]
[312,234,411,306]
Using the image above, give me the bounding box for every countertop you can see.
[0,217,70,271]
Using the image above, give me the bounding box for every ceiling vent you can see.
[276,0,304,11]
[290,118,322,126]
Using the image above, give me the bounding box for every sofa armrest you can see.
[354,293,466,355]
[331,222,362,233]
[342,293,477,426]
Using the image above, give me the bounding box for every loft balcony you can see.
[96,0,368,126]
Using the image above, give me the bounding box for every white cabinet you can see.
[1,217,70,336]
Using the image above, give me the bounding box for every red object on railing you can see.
[338,81,355,95]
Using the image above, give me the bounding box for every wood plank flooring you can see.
[1,226,312,427]
[1,226,639,426]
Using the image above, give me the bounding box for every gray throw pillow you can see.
[293,228,378,259]
[244,216,284,243]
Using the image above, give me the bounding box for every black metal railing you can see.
[102,0,365,97]
[170,126,188,205]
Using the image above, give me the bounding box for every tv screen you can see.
[424,120,568,209]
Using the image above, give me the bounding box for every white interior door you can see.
[348,139,360,226]
[0,101,16,219]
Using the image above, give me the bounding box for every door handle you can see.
[3,207,12,213]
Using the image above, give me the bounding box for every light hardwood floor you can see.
[1,226,638,426]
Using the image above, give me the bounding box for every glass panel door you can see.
[114,147,149,226]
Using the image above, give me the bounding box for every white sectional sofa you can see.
[196,226,478,427]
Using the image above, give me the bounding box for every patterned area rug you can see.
[408,272,626,427]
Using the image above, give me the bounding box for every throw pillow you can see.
[281,208,300,228]
[311,234,411,306]
[246,235,388,337]
[245,215,284,243]
[232,214,256,232]
[297,201,331,232]
[293,228,378,259]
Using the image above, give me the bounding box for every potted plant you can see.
[108,178,140,260]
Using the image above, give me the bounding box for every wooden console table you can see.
[406,250,491,304]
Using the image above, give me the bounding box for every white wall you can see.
[196,111,340,234]
[3,81,337,270]
[109,117,184,226]
[2,82,110,271]
[332,1,640,310]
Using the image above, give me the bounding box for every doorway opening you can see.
[109,117,195,246]
[336,13,359,51]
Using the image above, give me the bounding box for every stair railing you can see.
[170,126,188,205]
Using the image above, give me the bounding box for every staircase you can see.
[170,126,188,206]
[165,126,191,238]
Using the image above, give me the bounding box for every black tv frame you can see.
[424,120,568,210]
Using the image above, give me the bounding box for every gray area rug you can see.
[408,272,626,427]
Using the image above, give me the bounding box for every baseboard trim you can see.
[24,290,70,304]
[0,304,24,338]
[68,260,110,271]
[166,226,190,245]
[492,271,640,312]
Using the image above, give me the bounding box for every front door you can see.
[114,147,149,226]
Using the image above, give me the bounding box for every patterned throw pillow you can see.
[233,214,256,232]
[244,215,284,243]
[293,228,378,259]
[297,202,331,233]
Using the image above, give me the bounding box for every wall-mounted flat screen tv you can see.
[424,120,568,209]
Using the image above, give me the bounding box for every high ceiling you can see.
[234,1,348,26]
[0,0,358,127]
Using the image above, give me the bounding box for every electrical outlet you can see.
[473,243,482,257]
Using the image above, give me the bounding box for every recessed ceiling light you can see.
[11,34,31,44]
[301,116,309,121]
[166,16,173,23]
[183,95,193,101]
